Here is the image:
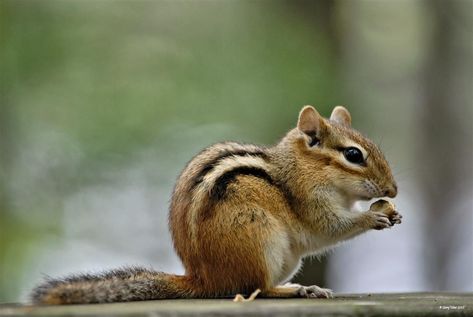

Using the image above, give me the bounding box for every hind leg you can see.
[261,283,333,298]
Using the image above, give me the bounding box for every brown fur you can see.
[30,105,400,304]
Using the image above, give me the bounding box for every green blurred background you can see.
[0,0,471,302]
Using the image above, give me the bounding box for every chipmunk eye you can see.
[343,147,364,165]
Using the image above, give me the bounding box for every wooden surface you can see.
[1,293,472,317]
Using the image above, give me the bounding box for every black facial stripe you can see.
[192,149,268,189]
[210,166,274,201]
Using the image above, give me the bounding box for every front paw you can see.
[369,199,402,226]
[366,211,392,230]
[291,284,333,299]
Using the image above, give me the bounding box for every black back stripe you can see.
[191,149,268,189]
[209,166,274,201]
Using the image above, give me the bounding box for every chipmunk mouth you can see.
[344,191,373,209]
[358,194,373,201]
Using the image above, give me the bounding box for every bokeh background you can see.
[0,0,472,303]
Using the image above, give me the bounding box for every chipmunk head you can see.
[290,105,397,202]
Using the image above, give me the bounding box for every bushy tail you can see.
[30,267,195,305]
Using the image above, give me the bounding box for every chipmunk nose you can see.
[383,183,398,198]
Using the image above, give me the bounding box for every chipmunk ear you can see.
[297,105,324,136]
[330,106,351,127]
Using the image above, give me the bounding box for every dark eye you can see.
[343,147,364,164]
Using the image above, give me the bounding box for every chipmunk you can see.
[30,105,401,304]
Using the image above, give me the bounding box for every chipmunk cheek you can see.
[360,179,381,199]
